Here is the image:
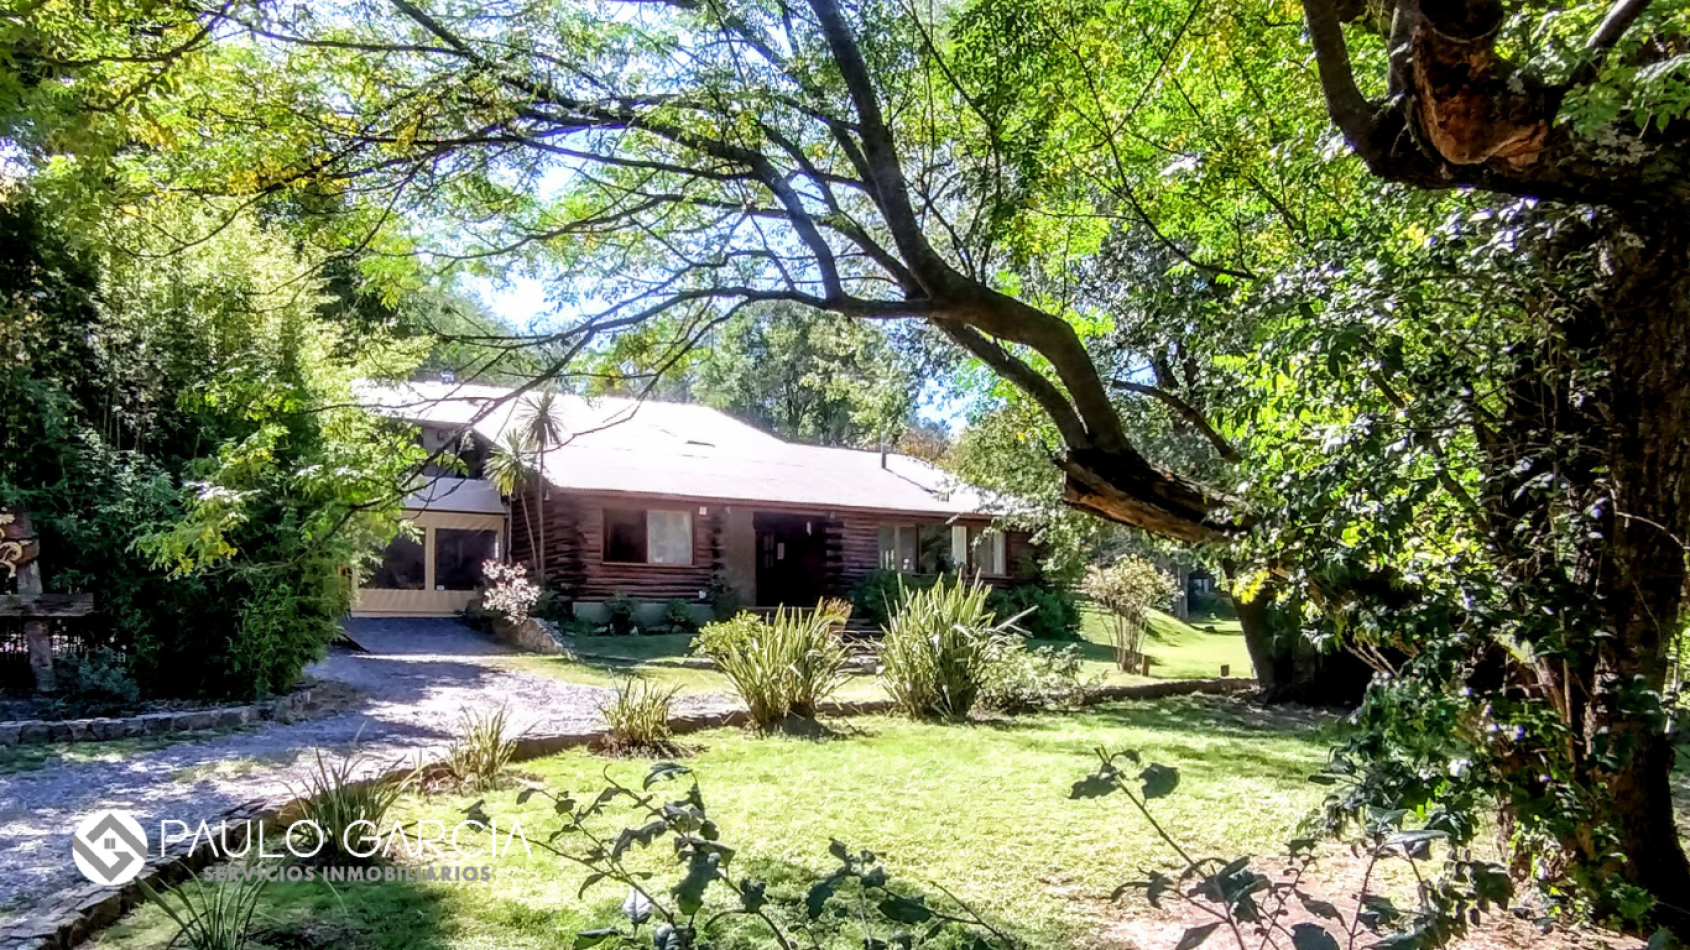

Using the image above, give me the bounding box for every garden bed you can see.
[0,685,320,747]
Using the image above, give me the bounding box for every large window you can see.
[876,523,969,574]
[368,535,425,590]
[603,509,693,565]
[435,529,499,590]
[970,527,1007,576]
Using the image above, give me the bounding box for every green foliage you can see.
[848,569,941,630]
[445,706,522,791]
[979,644,1092,713]
[508,762,1015,949]
[879,577,1025,721]
[661,599,698,634]
[988,582,1081,641]
[1076,748,1516,950]
[693,602,851,729]
[702,575,741,620]
[0,195,422,700]
[139,865,269,950]
[289,751,414,866]
[599,679,681,754]
[603,595,641,637]
[39,648,141,719]
[1080,557,1178,671]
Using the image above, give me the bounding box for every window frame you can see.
[601,508,695,566]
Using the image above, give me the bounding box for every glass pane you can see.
[877,525,897,570]
[917,525,949,573]
[368,534,425,590]
[647,511,693,565]
[896,526,917,572]
[604,509,647,563]
[434,529,498,591]
[971,528,1006,575]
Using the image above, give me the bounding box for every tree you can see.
[514,390,566,579]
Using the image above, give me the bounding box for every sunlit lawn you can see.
[93,697,1330,950]
[504,606,1254,701]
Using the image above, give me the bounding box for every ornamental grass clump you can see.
[879,577,1027,721]
[693,599,851,729]
[600,678,681,754]
[288,749,414,864]
[444,705,522,791]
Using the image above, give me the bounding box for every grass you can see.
[505,607,1254,702]
[91,697,1332,950]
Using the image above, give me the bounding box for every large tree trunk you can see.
[1233,582,1374,706]
[1559,213,1690,932]
[1487,212,1690,934]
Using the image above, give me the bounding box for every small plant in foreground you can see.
[1072,748,1517,950]
[693,600,850,729]
[508,761,1018,949]
[600,678,681,753]
[661,597,698,633]
[445,705,522,790]
[139,863,269,950]
[288,749,413,864]
[879,576,1028,721]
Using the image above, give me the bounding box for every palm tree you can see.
[514,390,567,579]
[484,429,539,571]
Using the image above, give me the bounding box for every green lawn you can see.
[505,608,1254,701]
[93,697,1330,950]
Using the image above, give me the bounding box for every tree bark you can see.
[1557,213,1690,932]
[1233,581,1374,706]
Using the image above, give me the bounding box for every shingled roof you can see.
[362,380,998,518]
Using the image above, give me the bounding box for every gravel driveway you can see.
[0,619,729,936]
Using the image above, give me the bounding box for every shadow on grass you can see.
[981,695,1339,746]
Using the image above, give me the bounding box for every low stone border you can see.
[0,688,317,748]
[8,676,1254,950]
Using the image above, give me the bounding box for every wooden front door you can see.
[754,512,827,607]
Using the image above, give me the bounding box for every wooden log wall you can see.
[510,488,1038,604]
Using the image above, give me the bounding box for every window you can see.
[435,529,499,591]
[368,534,425,590]
[604,509,647,562]
[647,510,693,565]
[877,523,961,573]
[603,509,693,565]
[971,527,1007,576]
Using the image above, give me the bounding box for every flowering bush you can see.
[480,560,541,624]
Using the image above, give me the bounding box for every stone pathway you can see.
[0,619,733,935]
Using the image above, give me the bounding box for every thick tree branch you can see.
[1112,379,1243,463]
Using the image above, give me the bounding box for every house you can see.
[353,381,1036,619]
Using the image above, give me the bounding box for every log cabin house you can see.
[353,381,1034,620]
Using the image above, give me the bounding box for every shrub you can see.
[704,574,741,618]
[140,864,269,950]
[599,678,680,753]
[603,593,640,636]
[660,597,698,633]
[987,582,1081,641]
[288,750,413,864]
[1080,556,1178,671]
[40,648,141,719]
[479,560,541,624]
[980,643,1092,712]
[879,577,1025,721]
[445,706,521,790]
[694,601,851,728]
[849,568,942,629]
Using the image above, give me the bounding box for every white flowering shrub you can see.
[480,559,541,624]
